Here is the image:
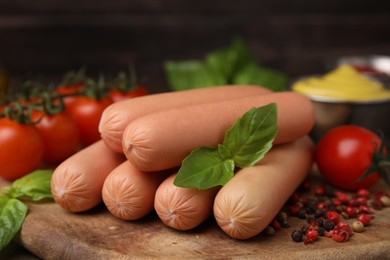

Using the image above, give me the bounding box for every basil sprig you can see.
[174,103,278,190]
[0,169,53,251]
[164,37,288,92]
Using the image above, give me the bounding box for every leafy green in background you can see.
[174,103,278,190]
[164,37,288,91]
[0,170,53,251]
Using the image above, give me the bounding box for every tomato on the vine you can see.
[315,125,389,191]
[31,110,80,164]
[0,117,44,180]
[68,96,112,146]
[109,85,148,102]
[56,82,85,110]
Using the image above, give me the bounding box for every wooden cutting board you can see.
[4,175,390,259]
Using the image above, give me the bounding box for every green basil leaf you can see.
[233,63,288,91]
[223,103,278,168]
[164,60,226,91]
[174,147,235,190]
[0,196,28,251]
[205,37,256,82]
[9,170,53,201]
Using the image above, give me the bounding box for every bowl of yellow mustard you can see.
[291,64,390,141]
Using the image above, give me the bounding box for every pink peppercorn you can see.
[314,186,326,197]
[326,211,340,224]
[357,188,370,198]
[357,214,374,226]
[304,227,319,245]
[344,206,359,218]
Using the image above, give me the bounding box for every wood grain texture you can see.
[2,174,389,260]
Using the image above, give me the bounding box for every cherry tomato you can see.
[315,125,387,191]
[0,118,44,180]
[31,110,80,164]
[109,85,148,102]
[56,83,85,110]
[68,96,112,146]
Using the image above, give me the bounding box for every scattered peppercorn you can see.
[380,196,390,207]
[352,221,365,233]
[286,180,389,244]
[291,230,304,242]
[357,188,370,198]
[357,213,374,226]
[304,226,319,244]
[326,211,340,224]
[263,225,276,236]
[322,219,335,231]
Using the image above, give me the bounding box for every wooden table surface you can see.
[1,175,390,259]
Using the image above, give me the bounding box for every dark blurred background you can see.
[0,0,390,93]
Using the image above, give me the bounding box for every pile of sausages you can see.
[51,85,315,240]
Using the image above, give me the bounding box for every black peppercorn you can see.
[322,219,335,231]
[317,226,325,236]
[300,224,308,233]
[297,208,308,219]
[291,230,304,242]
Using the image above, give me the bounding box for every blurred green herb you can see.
[164,37,288,91]
[0,170,53,251]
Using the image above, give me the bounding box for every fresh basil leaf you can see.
[206,37,256,82]
[233,63,288,91]
[164,60,226,91]
[8,170,53,201]
[223,103,278,168]
[174,147,235,190]
[0,196,28,251]
[218,143,233,160]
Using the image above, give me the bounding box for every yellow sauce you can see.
[292,64,390,102]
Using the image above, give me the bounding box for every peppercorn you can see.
[357,213,374,226]
[335,222,353,237]
[304,227,319,244]
[316,218,324,227]
[380,196,390,207]
[326,211,340,224]
[306,198,319,212]
[288,205,301,216]
[359,205,372,214]
[323,219,335,231]
[297,208,308,219]
[357,188,370,198]
[280,219,289,228]
[263,226,276,236]
[331,229,350,242]
[276,211,288,222]
[300,224,309,233]
[344,206,358,218]
[370,199,383,210]
[356,197,368,206]
[307,215,316,224]
[314,186,325,197]
[314,209,323,218]
[317,226,325,236]
[316,202,328,211]
[291,230,304,242]
[352,221,365,233]
[270,219,282,231]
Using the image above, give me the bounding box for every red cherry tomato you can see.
[68,96,112,146]
[315,125,387,191]
[0,118,44,180]
[31,110,80,164]
[56,83,85,110]
[109,85,148,102]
